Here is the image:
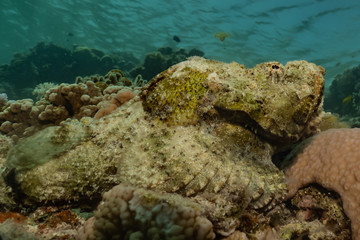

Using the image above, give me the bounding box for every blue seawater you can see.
[0,0,359,85]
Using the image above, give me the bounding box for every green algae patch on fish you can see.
[141,66,209,126]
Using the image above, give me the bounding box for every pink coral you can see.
[94,90,135,119]
[285,128,360,240]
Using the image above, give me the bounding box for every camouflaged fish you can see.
[5,57,325,236]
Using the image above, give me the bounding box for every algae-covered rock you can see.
[4,57,325,236]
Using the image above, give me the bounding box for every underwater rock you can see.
[4,57,325,236]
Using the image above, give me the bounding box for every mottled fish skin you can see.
[9,57,324,236]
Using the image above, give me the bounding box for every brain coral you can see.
[285,128,360,240]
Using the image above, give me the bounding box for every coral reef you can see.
[285,128,360,240]
[0,134,12,157]
[0,93,7,109]
[40,81,103,120]
[0,70,141,141]
[32,82,59,100]
[0,42,204,101]
[0,83,15,102]
[129,46,205,81]
[316,111,349,131]
[76,69,134,91]
[0,42,139,99]
[94,90,135,119]
[1,57,327,238]
[0,98,36,141]
[77,184,215,240]
[324,63,360,120]
[0,83,100,141]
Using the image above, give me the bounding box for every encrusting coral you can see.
[285,128,360,240]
